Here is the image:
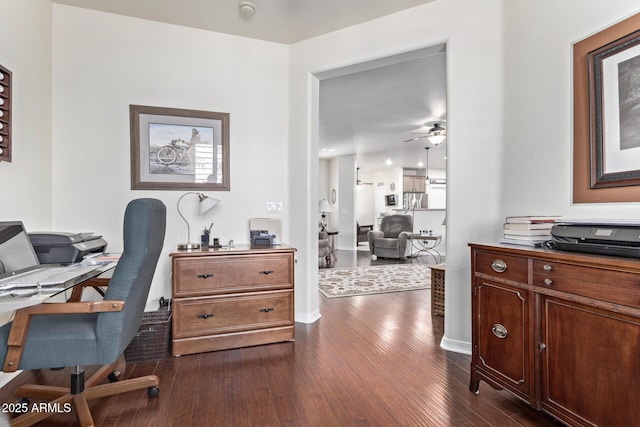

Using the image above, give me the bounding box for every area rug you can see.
[319,264,431,298]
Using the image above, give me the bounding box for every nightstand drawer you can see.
[173,254,292,297]
[173,290,293,338]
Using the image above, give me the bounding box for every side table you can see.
[430,263,445,316]
[326,230,338,264]
[409,234,442,263]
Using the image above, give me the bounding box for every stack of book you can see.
[500,216,562,247]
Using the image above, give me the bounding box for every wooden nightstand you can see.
[170,245,296,356]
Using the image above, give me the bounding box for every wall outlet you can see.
[266,201,283,214]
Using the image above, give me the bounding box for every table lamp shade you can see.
[177,192,220,250]
[318,199,332,213]
[199,194,219,214]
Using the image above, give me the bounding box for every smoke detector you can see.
[239,1,256,19]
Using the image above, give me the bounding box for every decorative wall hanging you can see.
[130,105,230,191]
[574,12,640,202]
[0,64,12,162]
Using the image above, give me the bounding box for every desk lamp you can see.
[318,199,332,231]
[177,192,220,250]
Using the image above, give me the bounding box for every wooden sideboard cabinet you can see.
[470,243,640,427]
[170,245,296,356]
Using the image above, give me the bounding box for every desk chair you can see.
[0,198,166,426]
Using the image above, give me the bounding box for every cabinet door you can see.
[474,280,532,400]
[403,176,415,192]
[414,177,426,193]
[541,297,640,426]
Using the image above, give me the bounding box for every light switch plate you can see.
[266,201,283,214]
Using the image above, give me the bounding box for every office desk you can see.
[0,261,117,325]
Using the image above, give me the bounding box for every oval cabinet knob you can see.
[491,259,507,273]
[544,278,553,286]
[543,264,552,271]
[492,323,508,339]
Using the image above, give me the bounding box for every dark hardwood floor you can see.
[0,248,563,426]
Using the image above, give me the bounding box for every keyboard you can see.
[0,265,98,289]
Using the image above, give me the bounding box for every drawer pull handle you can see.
[543,278,553,286]
[543,264,552,271]
[260,308,274,313]
[197,313,214,319]
[492,324,508,339]
[491,259,507,273]
[259,270,275,275]
[197,274,214,279]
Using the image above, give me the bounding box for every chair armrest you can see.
[3,300,124,372]
[367,230,383,239]
[398,231,412,241]
[398,231,412,257]
[368,230,383,252]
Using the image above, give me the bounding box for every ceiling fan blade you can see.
[404,135,427,143]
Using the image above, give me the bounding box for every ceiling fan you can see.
[356,167,373,186]
[404,122,447,144]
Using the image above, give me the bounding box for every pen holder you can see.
[201,230,210,248]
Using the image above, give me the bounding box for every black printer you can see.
[551,223,640,258]
[28,232,107,264]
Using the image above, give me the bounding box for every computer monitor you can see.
[0,221,40,275]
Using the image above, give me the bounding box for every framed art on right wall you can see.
[574,12,640,203]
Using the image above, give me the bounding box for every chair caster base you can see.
[108,370,121,382]
[148,386,160,398]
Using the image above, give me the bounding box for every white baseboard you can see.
[440,335,472,355]
[295,309,321,324]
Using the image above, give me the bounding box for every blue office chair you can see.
[0,198,166,426]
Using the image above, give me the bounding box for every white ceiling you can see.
[51,0,447,172]
[318,46,447,172]
[51,0,433,44]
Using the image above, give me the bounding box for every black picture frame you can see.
[573,12,640,203]
[589,27,640,188]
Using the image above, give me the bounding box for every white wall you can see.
[502,0,640,220]
[52,5,290,310]
[336,155,356,249]
[374,167,404,222]
[355,170,375,228]
[290,0,505,351]
[0,0,52,230]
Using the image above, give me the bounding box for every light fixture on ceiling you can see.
[425,147,430,181]
[385,158,392,166]
[239,1,256,19]
[427,123,447,145]
[177,192,220,250]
